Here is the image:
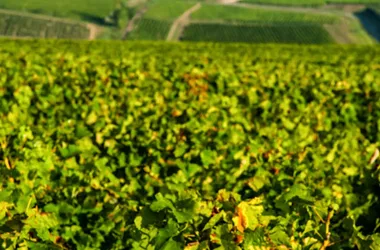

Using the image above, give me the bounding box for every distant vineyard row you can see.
[242,0,380,6]
[124,1,341,43]
[0,11,90,39]
[127,18,171,40]
[181,23,334,44]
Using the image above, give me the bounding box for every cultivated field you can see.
[182,23,334,43]
[0,10,90,39]
[243,0,380,5]
[127,18,172,40]
[0,0,378,43]
[0,39,379,249]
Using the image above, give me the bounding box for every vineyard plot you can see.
[182,23,335,44]
[0,12,90,39]
[0,40,379,249]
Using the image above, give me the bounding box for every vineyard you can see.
[327,0,380,3]
[184,4,340,44]
[0,0,378,43]
[124,0,196,41]
[0,11,90,39]
[241,0,325,6]
[127,18,172,40]
[242,0,380,5]
[0,39,380,249]
[181,23,334,43]
[190,5,339,24]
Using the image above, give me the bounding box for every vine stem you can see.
[4,157,12,170]
[319,209,334,250]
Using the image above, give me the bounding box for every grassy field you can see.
[0,0,114,23]
[127,18,172,40]
[182,23,334,43]
[191,4,339,24]
[144,0,196,20]
[0,39,380,249]
[0,10,90,39]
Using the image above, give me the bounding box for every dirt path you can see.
[87,24,102,40]
[216,0,239,3]
[122,8,148,40]
[166,3,201,41]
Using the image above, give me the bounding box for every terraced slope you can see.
[183,4,339,43]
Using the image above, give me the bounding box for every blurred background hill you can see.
[0,0,379,44]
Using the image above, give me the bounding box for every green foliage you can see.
[0,40,380,249]
[0,10,90,39]
[182,23,334,44]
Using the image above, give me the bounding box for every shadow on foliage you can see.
[72,11,114,27]
[354,8,380,42]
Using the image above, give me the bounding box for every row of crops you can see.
[241,0,325,6]
[181,23,334,43]
[0,11,90,39]
[127,18,172,40]
[0,39,379,249]
[127,1,343,43]
[242,0,380,6]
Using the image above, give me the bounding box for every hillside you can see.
[0,0,378,43]
[1,39,380,249]
[0,0,114,21]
